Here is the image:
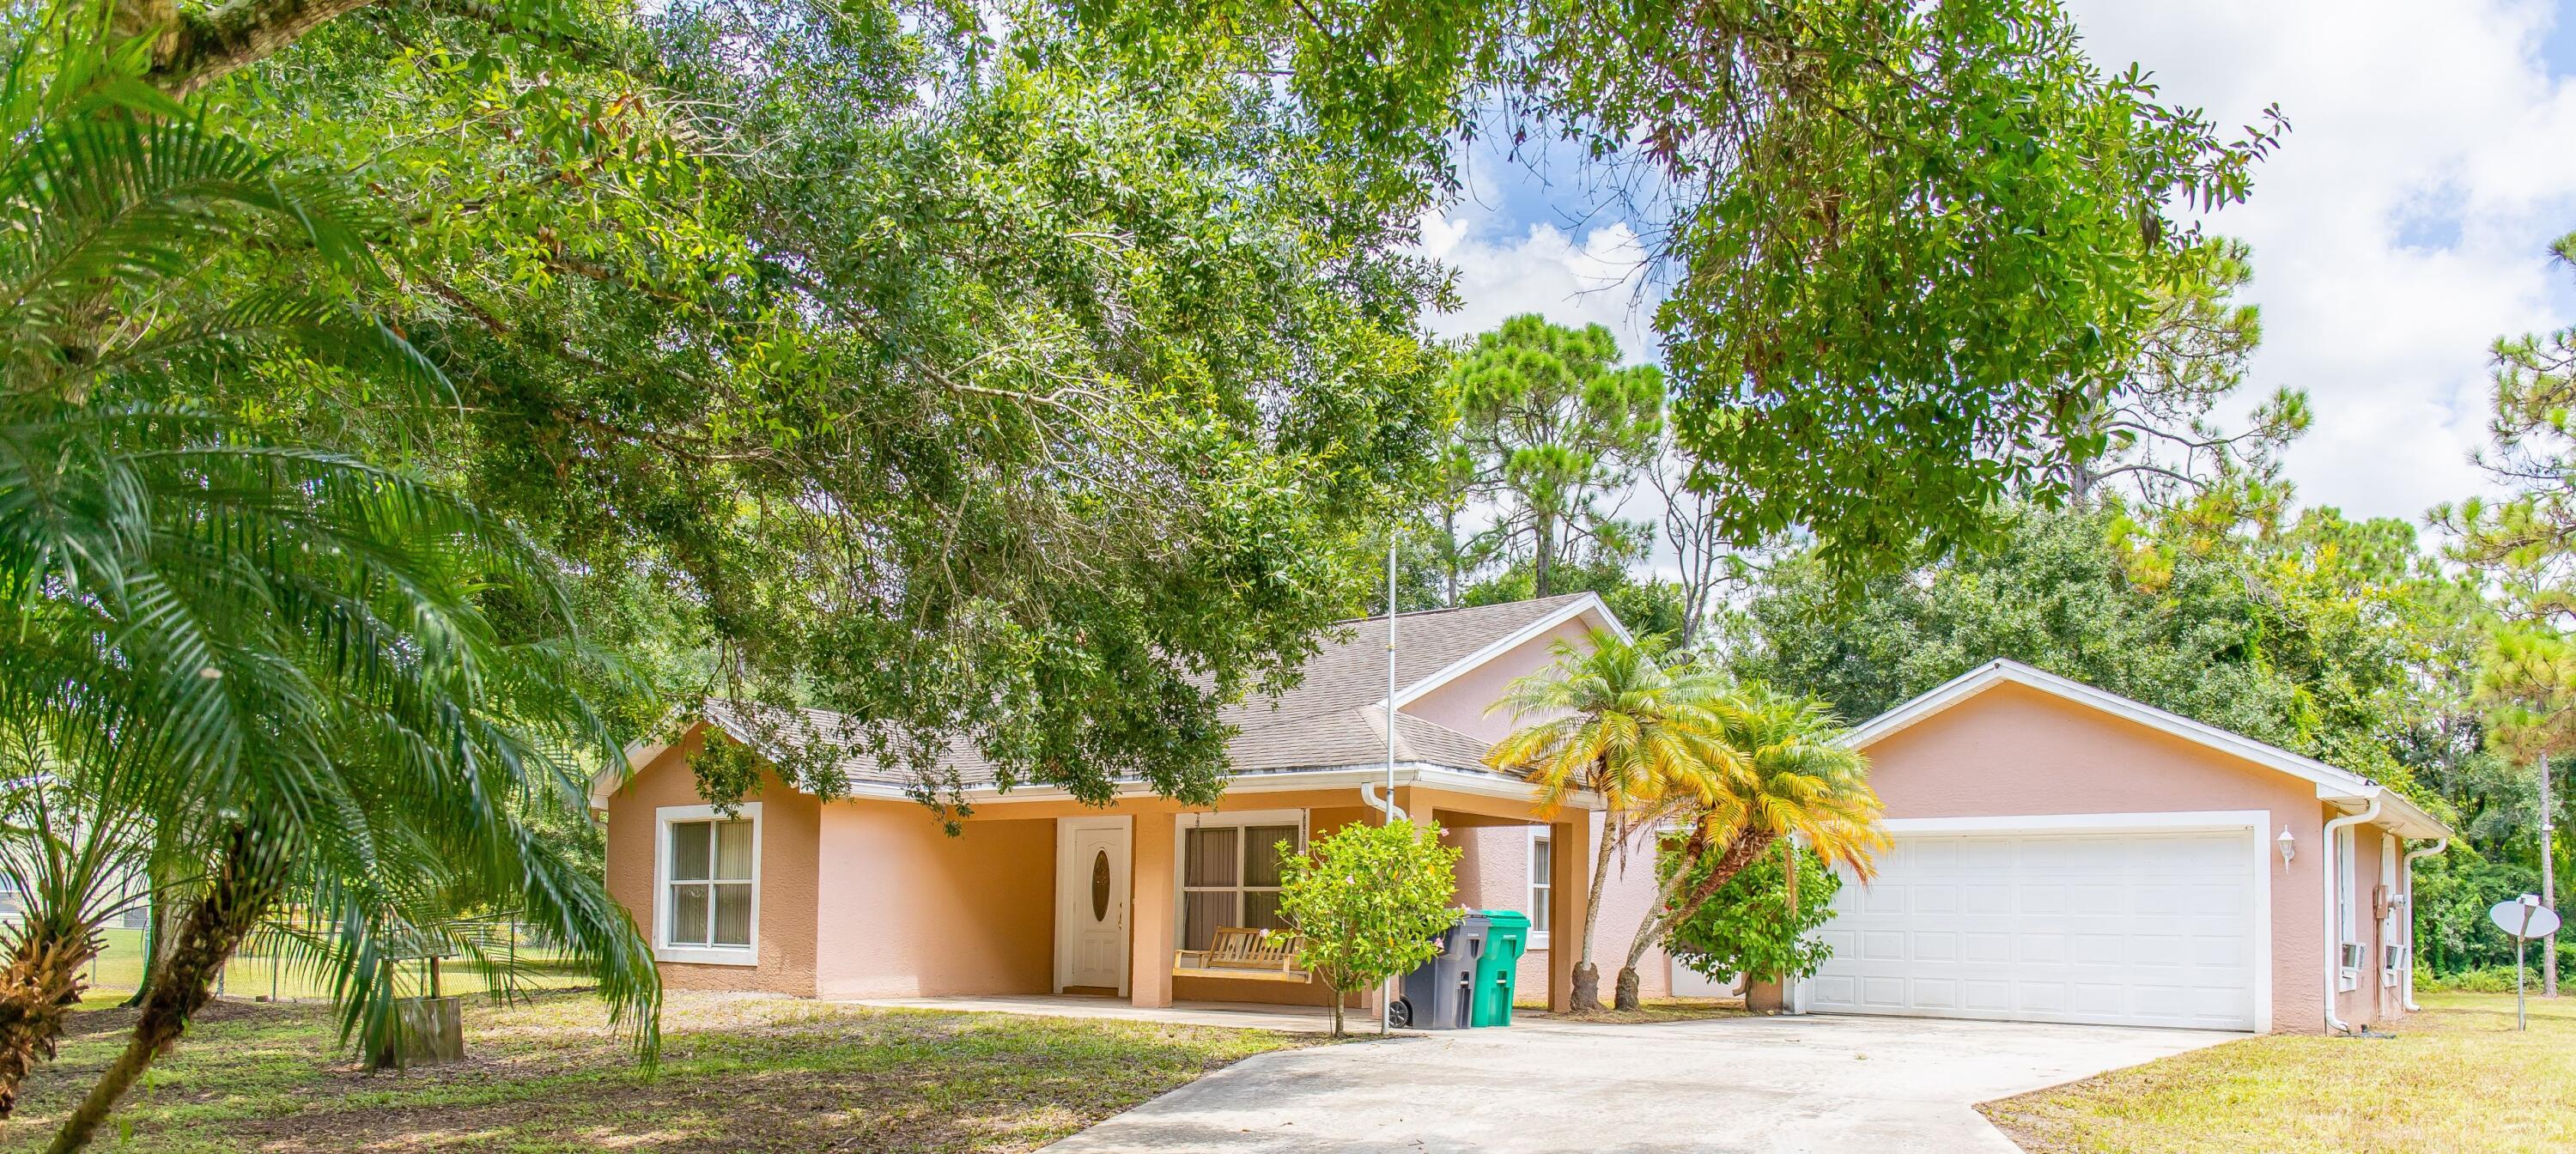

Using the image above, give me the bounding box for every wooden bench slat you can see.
[1172,926,1309,981]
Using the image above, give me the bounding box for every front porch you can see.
[947,774,1597,1016]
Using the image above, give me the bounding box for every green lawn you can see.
[0,991,1310,1152]
[76,928,604,1003]
[1981,992,2576,1153]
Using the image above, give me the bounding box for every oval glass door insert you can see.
[1091,850,1112,921]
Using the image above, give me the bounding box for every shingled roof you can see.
[658,592,1617,797]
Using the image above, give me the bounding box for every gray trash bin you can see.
[1392,912,1488,1029]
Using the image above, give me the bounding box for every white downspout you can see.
[2402,838,2446,1012]
[2323,793,2382,1036]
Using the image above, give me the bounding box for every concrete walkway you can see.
[838,993,1340,1034]
[1042,1013,2239,1153]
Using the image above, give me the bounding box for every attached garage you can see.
[1784,659,2450,1035]
[1806,822,2264,1031]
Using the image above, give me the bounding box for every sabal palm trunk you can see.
[0,932,99,1116]
[1570,815,1616,1012]
[49,835,280,1154]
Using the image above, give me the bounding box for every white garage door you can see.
[1805,828,2259,1031]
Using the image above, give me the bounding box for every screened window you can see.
[1181,821,1300,952]
[2334,825,2359,989]
[1529,832,1553,936]
[668,818,755,949]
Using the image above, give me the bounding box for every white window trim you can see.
[2335,824,2360,992]
[2379,832,2403,989]
[1528,826,1553,949]
[654,803,762,967]
[1172,809,1307,951]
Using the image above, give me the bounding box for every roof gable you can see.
[1846,659,2449,840]
[596,592,1628,805]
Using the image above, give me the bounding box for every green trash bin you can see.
[1472,909,1529,1026]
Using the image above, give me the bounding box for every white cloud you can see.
[1414,211,1662,363]
[1424,2,2576,532]
[2063,0,2576,525]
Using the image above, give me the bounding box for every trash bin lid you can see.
[1479,909,1531,930]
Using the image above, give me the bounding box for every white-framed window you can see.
[655,803,761,966]
[1176,810,1303,953]
[2379,833,2403,989]
[2335,824,2359,992]
[1528,829,1552,943]
[0,875,18,920]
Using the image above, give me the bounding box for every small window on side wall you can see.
[668,817,755,949]
[1529,831,1552,937]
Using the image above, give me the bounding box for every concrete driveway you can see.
[1043,1013,2238,1153]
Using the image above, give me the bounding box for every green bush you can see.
[1277,819,1462,1036]
[1662,837,1842,986]
[2418,965,2524,993]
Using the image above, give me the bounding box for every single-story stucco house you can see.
[594,592,1666,1015]
[594,595,2452,1035]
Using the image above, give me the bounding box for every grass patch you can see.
[1518,995,1751,1025]
[1979,992,2576,1153]
[72,928,598,1004]
[0,990,1309,1152]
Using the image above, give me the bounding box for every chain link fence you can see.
[73,914,597,1003]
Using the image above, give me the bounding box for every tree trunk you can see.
[0,932,100,1117]
[1569,813,1616,1013]
[2544,755,2558,998]
[1442,507,1461,608]
[47,833,279,1154]
[1612,837,1702,1012]
[1534,511,1554,598]
[1662,828,1782,938]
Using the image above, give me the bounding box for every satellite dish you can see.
[2490,899,2563,940]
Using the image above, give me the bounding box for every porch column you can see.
[1548,812,1591,1012]
[1130,811,1176,1008]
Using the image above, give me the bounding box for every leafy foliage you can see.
[216,0,1455,812]
[1442,314,1664,598]
[1728,500,2464,788]
[1662,840,1842,986]
[0,9,656,1145]
[1276,821,1462,1036]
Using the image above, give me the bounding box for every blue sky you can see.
[1421,0,2576,531]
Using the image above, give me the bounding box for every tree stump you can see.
[366,996,465,1070]
[1744,975,1788,1015]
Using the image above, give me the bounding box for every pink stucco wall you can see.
[1406,615,1599,745]
[811,800,1056,999]
[1856,680,2416,1032]
[1452,815,1669,999]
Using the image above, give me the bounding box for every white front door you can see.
[1805,826,2263,1031]
[1056,817,1132,994]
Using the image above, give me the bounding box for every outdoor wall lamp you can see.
[2277,825,2297,866]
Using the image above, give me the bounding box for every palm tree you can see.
[1644,685,1885,1006]
[0,15,657,1148]
[1485,629,1734,1012]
